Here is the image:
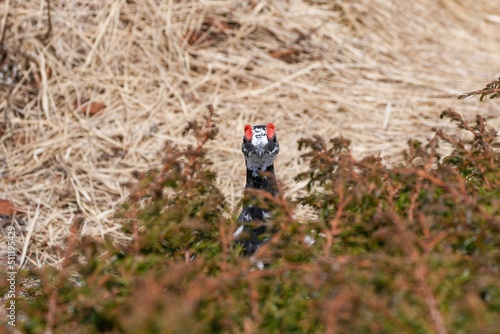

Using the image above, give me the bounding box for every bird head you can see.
[242,123,280,176]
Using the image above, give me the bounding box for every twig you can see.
[45,219,80,334]
[18,201,40,269]
[458,88,500,100]
[43,0,52,41]
[383,102,392,130]
[0,0,9,46]
[388,208,447,334]
[407,177,421,222]
[414,262,448,334]
[132,204,140,256]
[324,192,352,256]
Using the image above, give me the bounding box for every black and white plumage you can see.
[234,123,280,256]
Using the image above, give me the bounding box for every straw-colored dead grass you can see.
[1,0,499,267]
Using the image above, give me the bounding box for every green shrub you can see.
[2,99,499,333]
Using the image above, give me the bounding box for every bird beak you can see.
[256,147,264,158]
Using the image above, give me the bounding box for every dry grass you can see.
[0,0,499,268]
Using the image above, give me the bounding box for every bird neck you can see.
[245,163,278,196]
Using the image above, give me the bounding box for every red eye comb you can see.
[266,122,275,139]
[244,124,253,141]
